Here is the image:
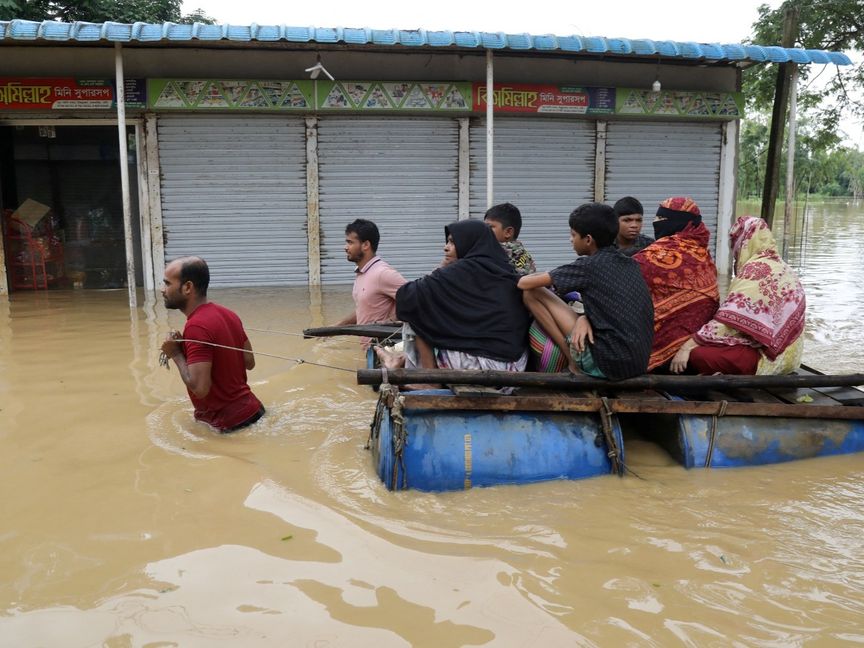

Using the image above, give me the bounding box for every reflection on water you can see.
[1,201,863,646]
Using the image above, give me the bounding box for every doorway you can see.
[0,124,143,292]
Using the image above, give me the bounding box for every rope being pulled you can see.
[158,338,356,373]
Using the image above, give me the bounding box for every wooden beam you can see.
[305,116,321,286]
[761,5,799,227]
[304,323,401,339]
[357,368,864,391]
[400,395,864,421]
[593,120,607,202]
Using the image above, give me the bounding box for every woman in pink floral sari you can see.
[670,216,806,375]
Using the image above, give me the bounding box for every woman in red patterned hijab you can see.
[633,197,719,371]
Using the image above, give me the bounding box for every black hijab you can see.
[396,219,530,362]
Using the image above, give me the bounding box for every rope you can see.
[379,383,408,490]
[367,388,387,451]
[599,397,623,477]
[597,396,645,481]
[245,327,308,338]
[159,338,355,374]
[704,399,728,468]
[376,327,402,347]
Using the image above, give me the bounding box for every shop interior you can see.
[0,124,143,292]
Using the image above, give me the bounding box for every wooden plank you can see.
[767,386,839,407]
[449,384,505,396]
[399,394,864,421]
[796,369,864,402]
[304,324,401,339]
[720,388,784,404]
[358,368,864,391]
[790,365,864,405]
[612,389,668,401]
[811,385,864,405]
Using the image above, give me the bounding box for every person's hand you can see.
[570,316,594,353]
[161,330,183,360]
[670,339,696,374]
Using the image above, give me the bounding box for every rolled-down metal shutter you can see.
[605,121,721,242]
[470,117,595,272]
[158,115,307,287]
[318,117,459,284]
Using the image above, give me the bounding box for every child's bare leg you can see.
[522,288,582,373]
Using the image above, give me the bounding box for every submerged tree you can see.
[0,0,216,23]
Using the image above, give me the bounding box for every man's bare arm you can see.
[243,339,255,370]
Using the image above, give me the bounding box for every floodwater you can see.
[1,200,863,647]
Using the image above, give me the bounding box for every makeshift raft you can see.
[358,367,864,492]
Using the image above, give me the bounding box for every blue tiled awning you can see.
[0,19,853,66]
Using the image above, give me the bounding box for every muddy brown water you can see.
[1,201,863,646]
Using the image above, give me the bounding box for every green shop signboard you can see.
[148,79,472,111]
[616,88,744,119]
[148,79,743,120]
[148,79,315,110]
[316,81,472,111]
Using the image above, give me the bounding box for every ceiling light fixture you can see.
[305,57,335,81]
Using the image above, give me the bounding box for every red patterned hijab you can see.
[635,197,719,370]
[697,216,805,359]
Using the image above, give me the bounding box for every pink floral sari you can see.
[695,216,805,361]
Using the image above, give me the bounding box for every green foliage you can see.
[738,119,864,198]
[178,6,215,24]
[743,0,864,147]
[739,0,864,198]
[0,0,216,23]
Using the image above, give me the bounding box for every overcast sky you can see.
[182,0,777,43]
[181,0,862,147]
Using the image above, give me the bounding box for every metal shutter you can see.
[605,121,722,242]
[318,117,459,284]
[158,115,308,287]
[469,117,595,272]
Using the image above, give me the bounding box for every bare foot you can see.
[375,345,406,370]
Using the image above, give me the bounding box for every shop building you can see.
[0,20,851,295]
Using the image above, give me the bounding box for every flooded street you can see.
[2,201,863,646]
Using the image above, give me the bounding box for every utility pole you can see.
[761,4,799,228]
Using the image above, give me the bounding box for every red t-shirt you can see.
[183,302,262,431]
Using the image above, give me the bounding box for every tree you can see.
[744,0,863,150]
[0,0,216,23]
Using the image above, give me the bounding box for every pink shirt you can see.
[353,256,406,325]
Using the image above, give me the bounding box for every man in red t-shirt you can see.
[160,256,264,433]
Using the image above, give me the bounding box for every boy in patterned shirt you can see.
[483,202,536,276]
[518,203,654,380]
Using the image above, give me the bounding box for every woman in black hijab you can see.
[395,219,530,371]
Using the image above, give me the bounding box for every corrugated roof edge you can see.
[0,19,853,65]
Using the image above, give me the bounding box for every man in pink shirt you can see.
[336,220,406,346]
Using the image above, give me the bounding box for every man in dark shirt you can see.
[518,203,654,380]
